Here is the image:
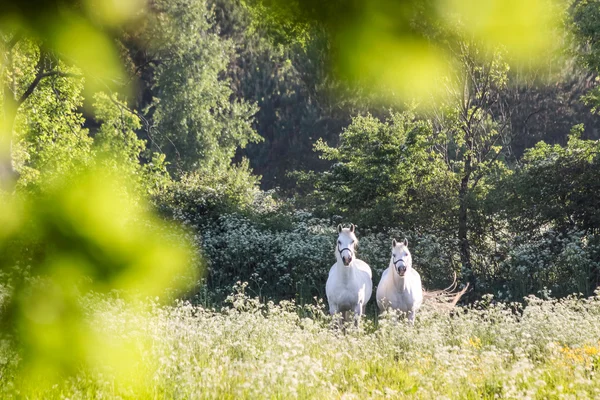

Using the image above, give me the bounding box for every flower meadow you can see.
[2,284,600,399]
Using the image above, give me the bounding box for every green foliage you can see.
[499,231,600,299]
[93,92,144,170]
[502,126,600,235]
[571,0,600,73]
[433,46,512,181]
[0,0,133,100]
[569,0,600,117]
[156,158,261,222]
[248,0,565,104]
[310,111,452,230]
[13,57,92,187]
[143,0,261,173]
[0,163,198,390]
[480,126,600,299]
[228,25,368,189]
[196,212,333,302]
[5,38,172,196]
[92,92,172,197]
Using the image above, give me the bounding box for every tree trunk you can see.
[458,152,473,290]
[458,176,470,258]
[0,137,17,191]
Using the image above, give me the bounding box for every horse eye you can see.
[337,240,341,245]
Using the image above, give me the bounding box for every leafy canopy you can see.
[311,111,451,229]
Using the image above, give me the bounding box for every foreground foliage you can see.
[2,288,600,399]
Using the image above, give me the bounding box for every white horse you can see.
[376,238,423,324]
[326,224,373,328]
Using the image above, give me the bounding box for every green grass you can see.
[2,291,600,399]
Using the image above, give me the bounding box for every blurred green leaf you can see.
[0,160,199,389]
[249,0,566,104]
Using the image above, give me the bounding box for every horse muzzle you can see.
[342,256,353,266]
[396,265,407,276]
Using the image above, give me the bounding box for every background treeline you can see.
[4,0,600,304]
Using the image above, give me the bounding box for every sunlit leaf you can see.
[83,0,147,26]
[0,159,199,389]
[439,0,563,62]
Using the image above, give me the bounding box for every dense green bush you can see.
[496,230,600,300]
[154,159,261,221]
[197,212,332,302]
[164,199,460,304]
[501,129,600,235]
[487,129,600,299]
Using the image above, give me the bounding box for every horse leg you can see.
[353,303,363,329]
[407,310,416,325]
[343,312,351,332]
[390,310,400,326]
[329,303,337,316]
[330,305,343,331]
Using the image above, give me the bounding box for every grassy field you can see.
[2,287,600,399]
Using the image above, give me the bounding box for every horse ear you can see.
[403,238,408,246]
[392,239,397,247]
[350,223,355,233]
[337,224,342,233]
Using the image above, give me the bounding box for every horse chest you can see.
[386,290,417,312]
[329,280,365,308]
[326,263,371,313]
[377,270,422,312]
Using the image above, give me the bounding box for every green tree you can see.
[188,0,376,190]
[490,126,600,297]
[310,111,452,230]
[3,41,92,188]
[0,38,169,196]
[572,0,600,74]
[571,0,600,121]
[1,39,87,188]
[430,44,513,287]
[247,0,564,104]
[92,92,172,197]
[134,0,261,174]
[0,0,140,190]
[502,126,600,236]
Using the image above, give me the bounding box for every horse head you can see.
[336,224,358,266]
[391,238,412,276]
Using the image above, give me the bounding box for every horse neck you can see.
[334,254,356,281]
[389,259,410,291]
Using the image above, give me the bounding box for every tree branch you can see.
[4,32,23,51]
[17,70,82,106]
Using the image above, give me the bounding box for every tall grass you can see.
[2,286,600,399]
